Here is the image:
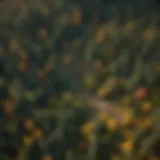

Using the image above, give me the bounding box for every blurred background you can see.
[0,0,160,160]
